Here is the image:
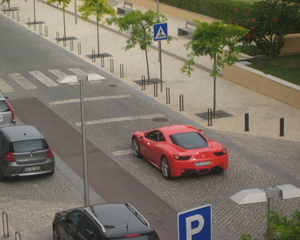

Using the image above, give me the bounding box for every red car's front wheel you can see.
[161,157,172,179]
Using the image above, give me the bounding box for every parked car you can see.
[132,124,228,179]
[0,125,55,181]
[0,94,15,127]
[52,203,160,240]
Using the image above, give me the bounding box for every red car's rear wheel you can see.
[161,157,172,179]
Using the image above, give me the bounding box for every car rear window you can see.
[9,139,48,153]
[170,132,208,150]
[0,101,9,112]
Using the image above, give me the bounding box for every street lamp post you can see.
[58,73,103,206]
[230,184,300,231]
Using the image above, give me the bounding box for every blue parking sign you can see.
[177,204,212,240]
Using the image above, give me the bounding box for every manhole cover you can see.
[152,118,168,122]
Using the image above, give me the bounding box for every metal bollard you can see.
[70,39,74,51]
[78,42,81,55]
[39,23,42,35]
[28,17,31,27]
[56,32,59,43]
[153,82,158,97]
[207,108,212,126]
[92,50,96,62]
[16,11,20,22]
[279,118,284,137]
[100,54,105,67]
[166,88,170,104]
[120,64,124,78]
[15,232,21,240]
[2,212,9,238]
[141,75,145,90]
[63,35,66,47]
[45,26,48,37]
[110,59,114,73]
[179,95,184,111]
[244,113,249,131]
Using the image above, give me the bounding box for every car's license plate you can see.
[23,166,42,172]
[194,161,212,167]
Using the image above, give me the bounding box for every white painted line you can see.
[9,73,37,90]
[29,71,59,87]
[68,68,87,75]
[49,69,67,79]
[113,149,133,156]
[0,78,14,92]
[76,113,165,126]
[49,94,132,106]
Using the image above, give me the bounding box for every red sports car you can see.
[132,125,228,179]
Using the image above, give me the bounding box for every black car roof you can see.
[84,203,154,238]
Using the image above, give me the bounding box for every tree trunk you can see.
[63,8,66,39]
[213,54,217,116]
[145,49,151,83]
[97,18,100,57]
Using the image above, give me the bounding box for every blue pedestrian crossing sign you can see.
[177,204,212,240]
[153,23,168,41]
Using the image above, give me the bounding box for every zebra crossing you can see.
[0,68,105,93]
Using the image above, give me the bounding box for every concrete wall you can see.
[223,63,300,109]
[130,0,300,109]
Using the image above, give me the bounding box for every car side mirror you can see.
[198,129,204,134]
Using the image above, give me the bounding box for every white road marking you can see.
[8,73,37,90]
[49,94,131,106]
[48,69,67,79]
[76,113,165,126]
[29,71,59,87]
[0,78,14,92]
[113,149,133,156]
[68,68,86,75]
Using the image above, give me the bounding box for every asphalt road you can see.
[1,11,300,240]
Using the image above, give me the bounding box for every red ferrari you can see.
[132,125,228,179]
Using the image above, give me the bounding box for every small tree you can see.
[1,0,11,10]
[228,0,300,58]
[240,210,300,240]
[107,10,173,82]
[78,0,116,57]
[47,0,71,39]
[181,20,248,116]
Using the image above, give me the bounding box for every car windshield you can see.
[9,139,48,153]
[169,132,208,150]
[0,101,9,112]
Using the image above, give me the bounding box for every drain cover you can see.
[152,118,168,122]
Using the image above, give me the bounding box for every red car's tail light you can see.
[173,153,191,160]
[5,152,15,162]
[47,148,54,158]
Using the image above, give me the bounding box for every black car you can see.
[52,203,160,240]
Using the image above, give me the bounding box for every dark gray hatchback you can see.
[53,203,160,240]
[0,125,55,181]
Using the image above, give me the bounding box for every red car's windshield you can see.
[169,132,208,150]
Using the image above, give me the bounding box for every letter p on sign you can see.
[177,204,212,240]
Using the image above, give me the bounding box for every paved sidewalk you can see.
[3,0,300,142]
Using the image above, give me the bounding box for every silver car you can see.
[0,94,15,127]
[0,125,55,181]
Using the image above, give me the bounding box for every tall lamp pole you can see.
[79,75,89,206]
[58,74,103,206]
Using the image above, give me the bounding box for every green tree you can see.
[228,0,300,58]
[47,0,71,39]
[240,210,300,240]
[106,10,173,82]
[181,20,248,116]
[78,0,115,57]
[1,0,11,10]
